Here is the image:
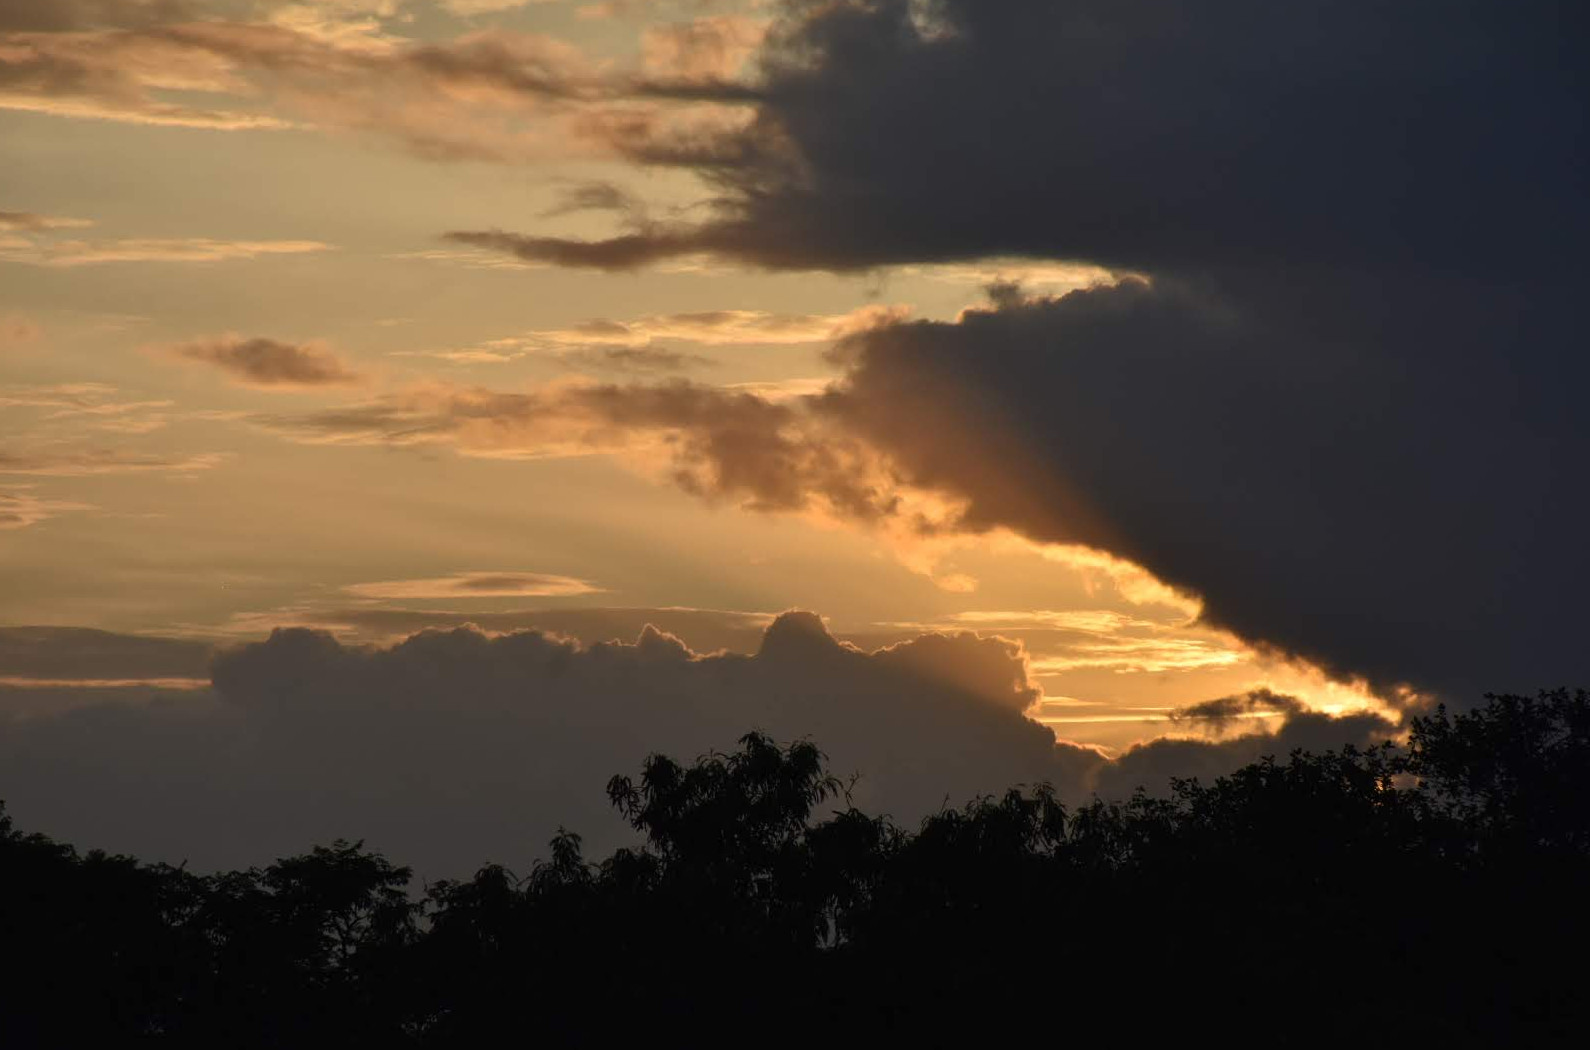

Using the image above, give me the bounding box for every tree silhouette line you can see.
[3,690,1587,1044]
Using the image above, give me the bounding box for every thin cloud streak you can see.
[0,448,227,476]
[0,237,331,266]
[343,571,603,599]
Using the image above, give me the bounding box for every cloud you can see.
[0,382,170,414]
[248,379,914,523]
[0,210,93,231]
[0,0,190,33]
[439,0,556,14]
[440,2,1588,703]
[0,237,331,266]
[640,14,766,82]
[0,448,226,476]
[0,613,1078,875]
[537,180,644,219]
[524,304,908,348]
[404,305,909,371]
[1170,688,1306,734]
[212,603,778,650]
[1091,708,1399,802]
[246,277,1583,700]
[0,489,94,529]
[0,624,214,679]
[343,570,603,599]
[0,612,1399,877]
[815,277,1590,702]
[170,334,362,388]
[0,382,175,437]
[451,0,1587,276]
[0,10,758,159]
[555,345,718,373]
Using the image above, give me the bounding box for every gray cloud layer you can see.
[0,614,1390,876]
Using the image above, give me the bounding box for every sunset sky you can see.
[2,0,1583,874]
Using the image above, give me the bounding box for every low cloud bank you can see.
[0,614,1392,877]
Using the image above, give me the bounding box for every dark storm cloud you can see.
[172,335,361,388]
[453,0,1587,275]
[444,0,1589,701]
[815,276,1589,701]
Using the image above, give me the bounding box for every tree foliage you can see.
[2,693,1588,1044]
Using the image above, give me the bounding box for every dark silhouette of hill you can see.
[2,690,1587,1044]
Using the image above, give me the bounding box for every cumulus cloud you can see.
[343,570,602,599]
[214,603,778,649]
[0,611,1390,876]
[170,334,362,388]
[0,613,1074,874]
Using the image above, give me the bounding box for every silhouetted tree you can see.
[2,692,1588,1044]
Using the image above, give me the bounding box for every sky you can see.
[1,0,1583,875]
